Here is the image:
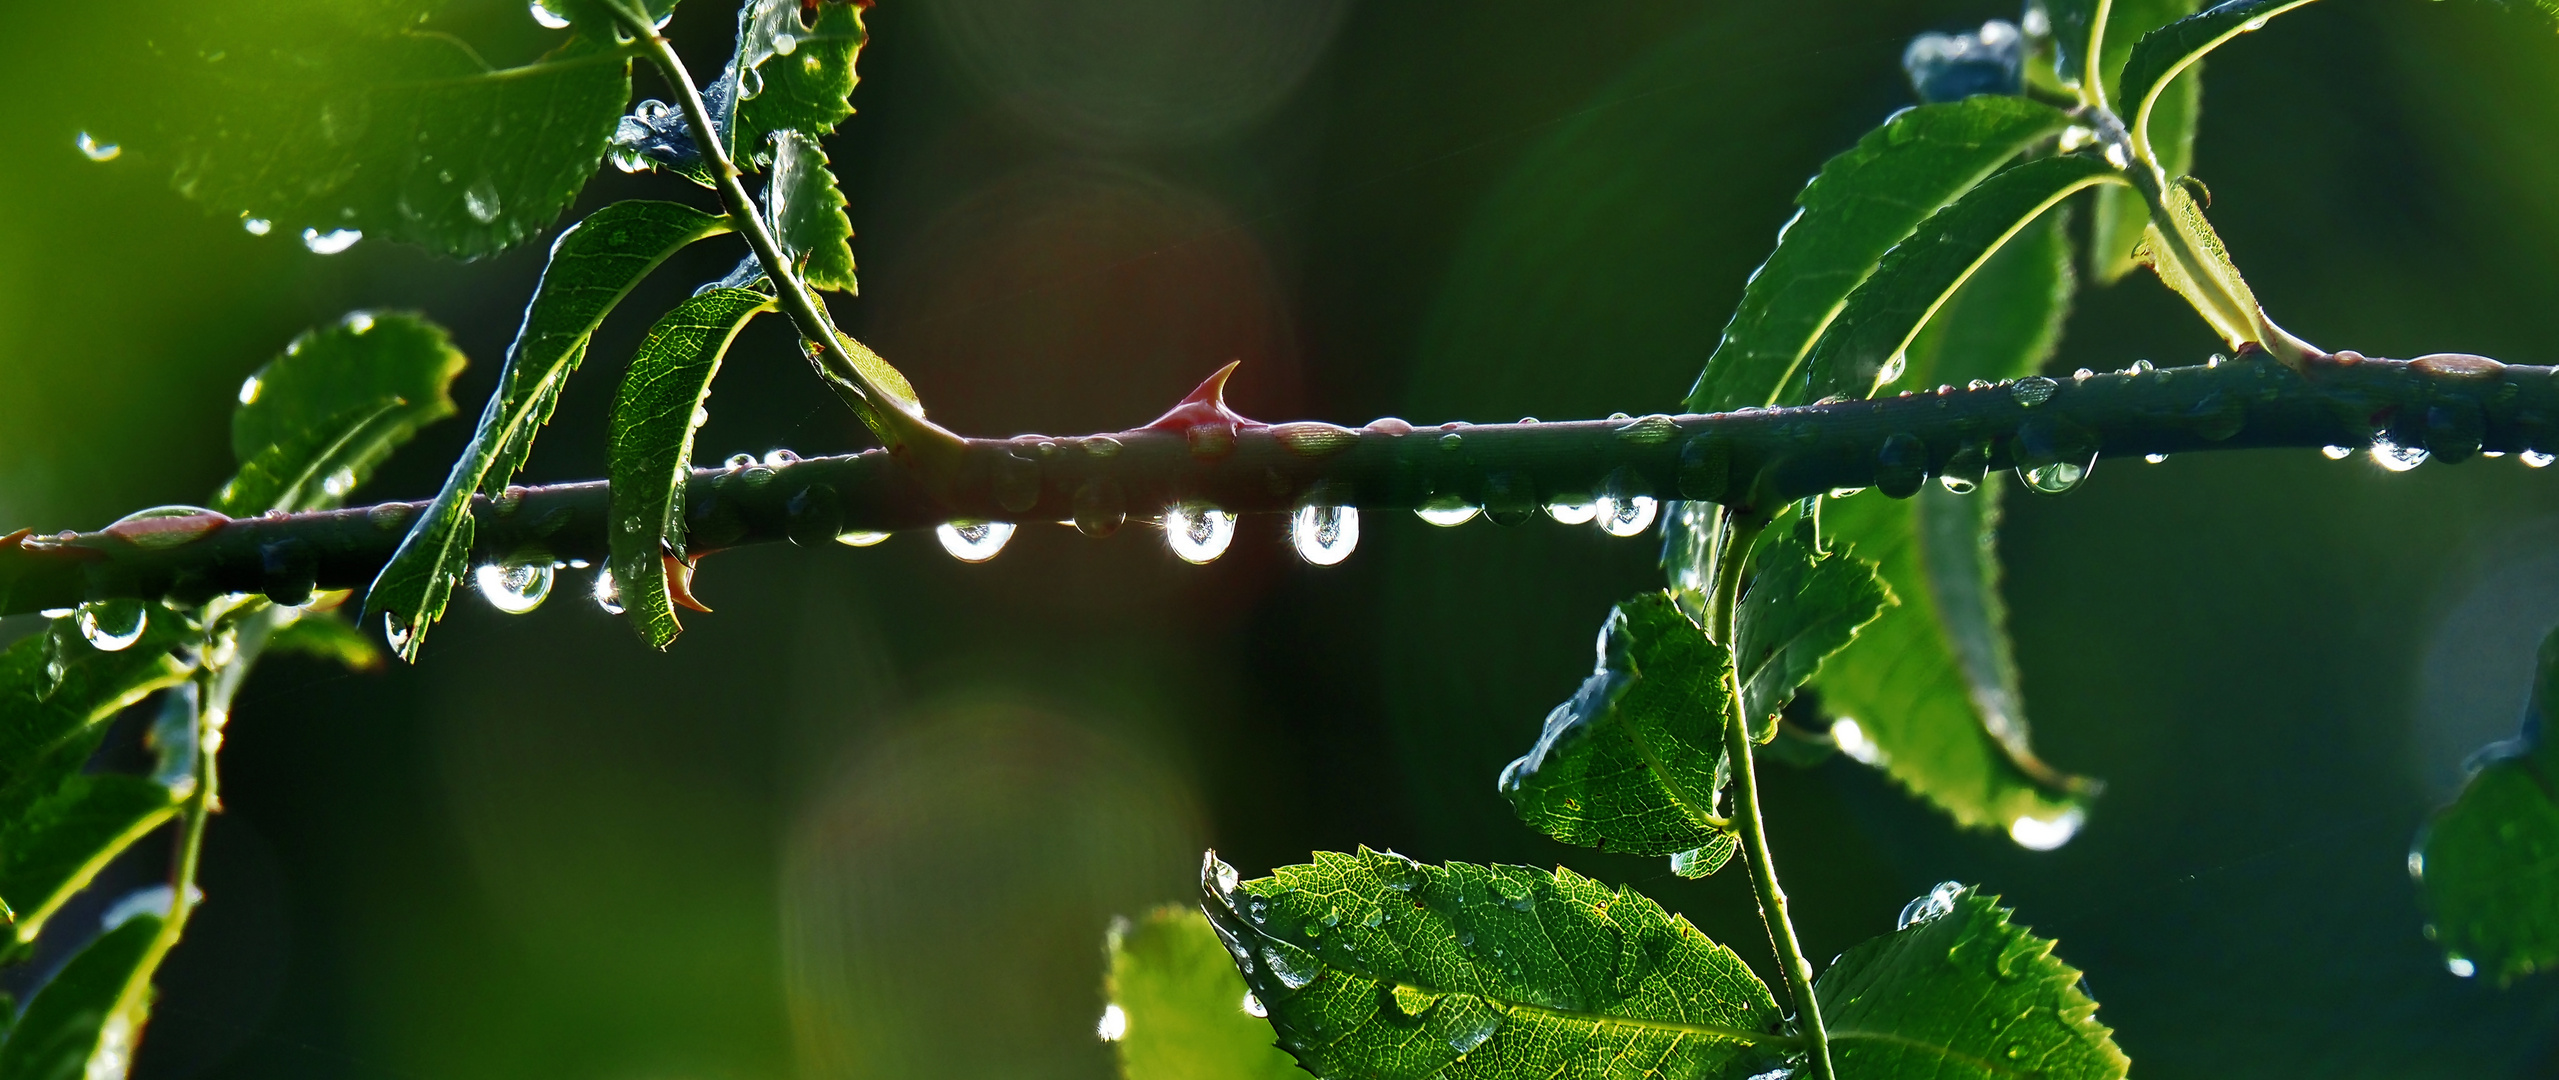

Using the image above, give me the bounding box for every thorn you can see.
[1135,362,1264,459]
[663,551,712,613]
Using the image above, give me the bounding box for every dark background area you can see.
[4,0,2559,1076]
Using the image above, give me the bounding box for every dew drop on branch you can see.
[1543,494,1598,525]
[591,568,625,614]
[76,600,148,652]
[1165,505,1235,563]
[75,133,119,161]
[474,562,555,614]
[1241,992,1266,1018]
[937,520,1017,562]
[301,228,362,254]
[2523,450,2554,468]
[1415,495,1479,527]
[834,530,889,547]
[1095,1004,1127,1042]
[1291,505,1359,565]
[2369,437,2428,472]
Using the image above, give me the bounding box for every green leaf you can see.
[1817,211,2097,836]
[1734,535,1891,740]
[0,621,193,832]
[2047,0,2203,107]
[1105,906,1301,1080]
[1498,592,1735,858]
[0,914,165,1080]
[215,312,467,516]
[1199,849,1784,1080]
[768,130,858,293]
[2087,1,2201,284]
[1818,884,2129,1080]
[1802,153,2124,403]
[607,287,775,650]
[261,609,385,672]
[366,200,731,661]
[130,10,643,259]
[1685,97,2073,413]
[730,0,870,166]
[0,777,178,946]
[2120,2,2321,165]
[2414,628,2559,984]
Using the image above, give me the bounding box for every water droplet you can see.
[1291,505,1359,565]
[76,601,148,651]
[763,449,801,467]
[1878,353,1908,385]
[2523,450,2554,468]
[105,506,229,549]
[1072,478,1128,537]
[937,520,1017,562]
[1939,443,1989,494]
[529,1,572,27]
[2010,376,2059,407]
[1595,493,1656,537]
[1831,717,1885,764]
[1165,505,1236,563]
[2020,461,2086,495]
[2424,403,2485,463]
[835,530,890,547]
[463,178,502,224]
[1364,417,1414,436]
[2187,391,2245,441]
[2008,807,2083,850]
[1241,992,1267,1018]
[1482,472,1538,525]
[1095,1003,1127,1041]
[2447,956,2476,978]
[1677,435,1731,501]
[2370,437,2428,472]
[384,613,417,651]
[75,132,120,161]
[1897,881,1963,929]
[322,466,359,498]
[241,216,272,236]
[1264,944,1321,989]
[1415,495,1479,527]
[724,453,756,469]
[1438,431,1465,451]
[2144,453,2168,464]
[1614,414,1678,445]
[2408,850,2425,882]
[2243,15,2270,30]
[1447,1013,1500,1054]
[772,30,799,55]
[2321,445,2353,460]
[301,228,362,254]
[591,569,625,614]
[1875,432,1929,498]
[474,562,555,614]
[1543,494,1597,525]
[992,452,1042,513]
[2072,368,2094,381]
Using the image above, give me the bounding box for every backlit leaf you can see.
[1199,849,1784,1080]
[2046,0,2204,107]
[0,776,177,946]
[1803,154,2123,402]
[2414,627,2559,984]
[1104,906,1300,1080]
[607,287,775,650]
[1733,534,1891,739]
[730,0,870,165]
[0,914,164,1080]
[216,311,467,516]
[1818,885,2128,1080]
[261,608,384,673]
[1817,211,2097,835]
[1498,592,1735,858]
[1686,97,2072,414]
[2120,1,2323,163]
[366,200,731,661]
[2086,0,2201,284]
[0,621,193,832]
[768,130,858,293]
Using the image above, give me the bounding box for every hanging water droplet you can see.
[2446,956,2476,978]
[384,613,416,651]
[1165,504,1237,563]
[772,31,800,55]
[1415,495,1479,527]
[474,562,555,614]
[76,601,148,652]
[1438,431,1465,451]
[1897,881,1964,929]
[1543,494,1597,525]
[463,177,502,224]
[1482,472,1538,525]
[2008,807,2083,850]
[1875,433,1929,498]
[367,502,416,531]
[1595,491,1657,537]
[2187,391,2245,441]
[2020,461,2086,495]
[2009,376,2059,407]
[1241,992,1267,1018]
[2424,403,2485,463]
[1095,1003,1127,1041]
[2143,453,2168,464]
[2524,450,2555,468]
[937,520,1017,562]
[1291,505,1360,565]
[2321,445,2353,460]
[1677,435,1730,501]
[1939,443,1989,494]
[75,132,120,161]
[2370,437,2428,472]
[529,1,572,27]
[991,451,1042,513]
[835,530,890,547]
[591,568,625,614]
[301,228,362,254]
[1072,478,1128,538]
[241,216,272,236]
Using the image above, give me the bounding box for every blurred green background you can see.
[4,0,2559,1076]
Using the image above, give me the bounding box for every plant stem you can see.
[1710,517,1835,1080]
[604,1,963,479]
[2,352,2547,615]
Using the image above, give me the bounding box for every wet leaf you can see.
[1819,885,2128,1080]
[607,287,775,650]
[261,609,385,672]
[1199,849,1783,1080]
[1686,96,2072,413]
[2046,0,2204,107]
[1803,154,2123,402]
[1734,534,1891,740]
[216,312,467,516]
[365,200,730,661]
[767,130,857,293]
[0,914,164,1080]
[0,776,177,946]
[1817,212,2097,834]
[1498,592,1735,857]
[0,622,193,833]
[2120,1,2322,163]
[2085,0,2202,283]
[729,0,870,167]
[1105,906,1300,1080]
[2414,628,2559,985]
[117,7,643,259]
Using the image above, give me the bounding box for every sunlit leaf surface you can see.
[1734,534,1890,739]
[769,130,858,292]
[2415,628,2559,984]
[1105,906,1301,1080]
[0,914,164,1079]
[1201,849,1783,1080]
[216,311,466,516]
